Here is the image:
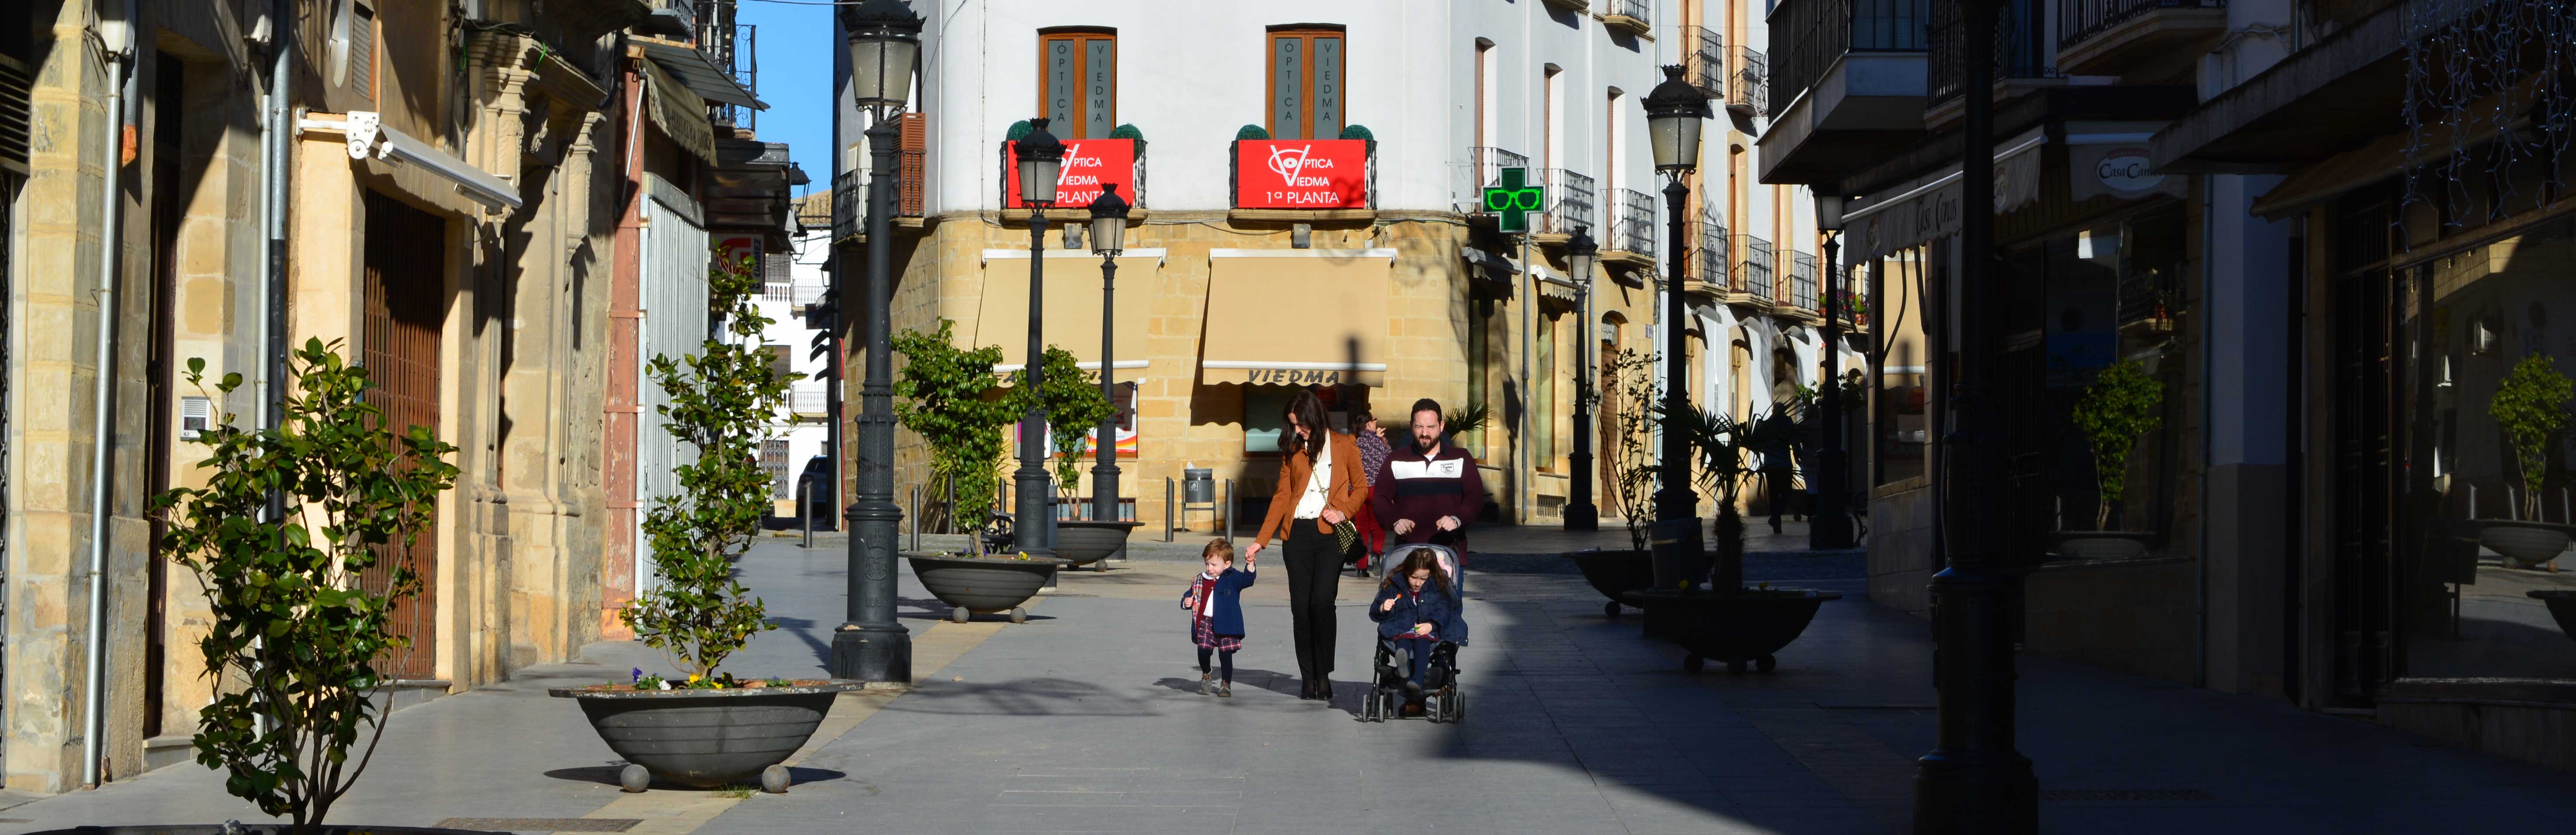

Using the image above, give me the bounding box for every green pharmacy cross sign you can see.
[1484,167,1544,233]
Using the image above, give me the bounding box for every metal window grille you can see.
[1542,169,1597,235]
[1734,235,1775,302]
[1791,251,1820,310]
[1727,46,1768,116]
[1460,146,1530,213]
[1681,25,1724,99]
[1609,188,1658,256]
[2060,0,2226,50]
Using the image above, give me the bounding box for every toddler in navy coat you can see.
[1181,539,1257,697]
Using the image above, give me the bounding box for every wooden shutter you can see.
[1267,29,1345,140]
[1040,31,1115,139]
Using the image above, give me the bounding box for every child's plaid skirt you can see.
[1191,614,1243,652]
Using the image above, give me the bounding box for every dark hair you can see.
[1383,549,1452,594]
[1409,397,1442,422]
[1349,406,1376,428]
[1282,389,1330,458]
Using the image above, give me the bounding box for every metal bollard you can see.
[1223,479,1235,547]
[801,481,814,549]
[910,484,921,552]
[1165,478,1176,542]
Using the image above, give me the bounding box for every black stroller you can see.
[1362,543,1467,724]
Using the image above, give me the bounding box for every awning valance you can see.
[636,37,767,110]
[298,111,521,210]
[971,249,1166,373]
[642,58,718,165]
[1845,127,2048,262]
[1200,248,1395,386]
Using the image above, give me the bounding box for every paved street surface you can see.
[8,525,2575,834]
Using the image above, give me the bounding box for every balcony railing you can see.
[1680,25,1726,100]
[1790,252,1820,311]
[790,380,829,417]
[1734,235,1776,303]
[793,281,828,307]
[1608,188,1658,256]
[1929,0,2056,104]
[831,130,927,241]
[1458,147,1531,214]
[1769,0,1933,112]
[1695,215,1730,288]
[2060,0,2226,49]
[1728,46,1770,116]
[1540,169,1598,235]
[1600,0,1652,19]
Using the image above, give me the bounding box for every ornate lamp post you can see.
[1011,119,1066,558]
[1564,225,1601,531]
[1811,193,1854,550]
[1087,183,1130,523]
[831,0,921,683]
[1641,65,1712,576]
[1912,0,2036,831]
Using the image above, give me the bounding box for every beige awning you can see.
[1200,248,1395,386]
[971,249,1164,373]
[642,58,717,165]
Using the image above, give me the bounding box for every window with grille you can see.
[1267,28,1345,140]
[1041,30,1115,139]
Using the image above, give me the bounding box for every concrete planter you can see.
[906,552,1061,622]
[1627,588,1842,674]
[1054,520,1142,571]
[2051,531,2154,560]
[1566,549,1655,617]
[2531,590,2576,646]
[2479,520,2572,568]
[548,681,861,791]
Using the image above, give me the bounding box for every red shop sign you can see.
[1002,138,1136,209]
[1234,140,1371,209]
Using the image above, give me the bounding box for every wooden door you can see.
[361,191,446,680]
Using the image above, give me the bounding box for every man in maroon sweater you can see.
[1372,399,1486,556]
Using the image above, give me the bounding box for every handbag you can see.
[1305,448,1362,556]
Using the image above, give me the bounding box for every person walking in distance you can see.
[1372,399,1485,589]
[1349,406,1392,575]
[1243,390,1367,702]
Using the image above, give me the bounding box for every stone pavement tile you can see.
[1729,804,1897,835]
[977,802,1224,833]
[1722,789,1866,809]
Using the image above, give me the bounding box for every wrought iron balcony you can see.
[1680,25,1725,100]
[1539,169,1598,236]
[1790,251,1820,311]
[1733,235,1776,303]
[1928,0,2056,105]
[1695,215,1731,290]
[1600,0,1654,36]
[1607,188,1658,257]
[1458,147,1531,214]
[831,135,927,242]
[2061,0,2226,49]
[1769,0,1933,112]
[1728,46,1770,117]
[2056,0,2229,75]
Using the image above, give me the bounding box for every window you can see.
[1268,27,1345,140]
[1040,30,1115,139]
[1605,88,1622,197]
[1244,386,1292,454]
[329,0,377,105]
[1538,313,1558,471]
[1473,39,1495,149]
[1541,66,1562,171]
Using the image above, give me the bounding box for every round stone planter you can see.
[2479,520,2572,568]
[2530,590,2576,647]
[548,681,862,791]
[2051,531,2154,560]
[1626,588,1842,674]
[27,827,489,835]
[906,551,1062,623]
[1053,520,1142,571]
[1566,549,1655,617]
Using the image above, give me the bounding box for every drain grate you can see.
[435,819,641,833]
[2039,789,2216,803]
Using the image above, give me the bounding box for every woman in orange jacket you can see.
[1243,389,1368,701]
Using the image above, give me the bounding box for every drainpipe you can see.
[83,2,137,790]
[266,0,292,463]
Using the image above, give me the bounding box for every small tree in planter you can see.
[152,340,461,834]
[2490,352,2574,520]
[1600,348,1663,556]
[1014,345,1114,512]
[2073,359,2165,531]
[893,319,1020,552]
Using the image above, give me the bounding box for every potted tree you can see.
[132,342,468,835]
[1624,403,1842,674]
[2055,359,2164,559]
[1024,345,1136,570]
[1566,348,1661,616]
[893,320,1063,622]
[2480,352,2574,570]
[551,251,857,795]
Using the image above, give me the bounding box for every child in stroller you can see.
[1365,544,1467,722]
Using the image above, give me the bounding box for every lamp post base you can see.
[828,623,913,683]
[1809,512,1856,550]
[1563,502,1600,531]
[1911,751,2036,835]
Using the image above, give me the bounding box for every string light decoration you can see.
[2399,0,2576,247]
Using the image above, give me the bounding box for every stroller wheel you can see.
[1757,654,1777,673]
[1604,600,1622,618]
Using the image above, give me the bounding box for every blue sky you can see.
[738,0,838,201]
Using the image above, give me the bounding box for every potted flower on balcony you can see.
[1565,348,1661,616]
[2480,352,2573,571]
[893,320,1065,620]
[1624,402,1842,674]
[2055,359,2164,560]
[550,250,857,795]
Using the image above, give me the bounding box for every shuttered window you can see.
[1040,31,1115,139]
[1267,28,1345,140]
[349,2,376,106]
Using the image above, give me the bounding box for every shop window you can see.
[2396,216,2576,683]
[1267,27,1345,140]
[2025,205,2188,552]
[1245,386,1292,454]
[1040,30,1115,139]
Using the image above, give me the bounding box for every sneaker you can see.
[1217,683,1233,697]
[1198,673,1214,695]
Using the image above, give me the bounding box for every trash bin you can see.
[1184,467,1214,503]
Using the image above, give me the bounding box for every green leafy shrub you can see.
[2074,359,2165,530]
[1339,124,1375,140]
[1006,120,1033,141]
[893,320,1021,546]
[1110,123,1144,140]
[1012,345,1114,501]
[2490,352,2574,519]
[619,248,790,682]
[152,340,461,834]
[1235,124,1271,140]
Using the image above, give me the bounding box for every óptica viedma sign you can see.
[1483,167,1544,233]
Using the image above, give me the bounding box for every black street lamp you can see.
[1911,0,2036,831]
[1564,225,1601,532]
[1811,193,1854,551]
[831,0,921,683]
[1641,65,1711,576]
[1087,183,1130,524]
[1012,118,1066,559]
